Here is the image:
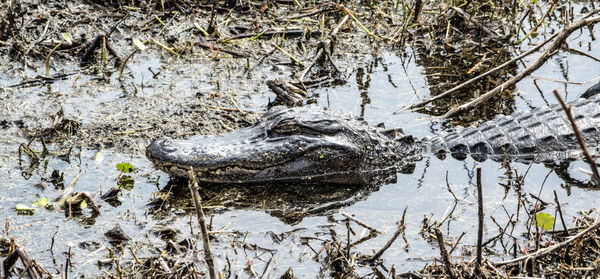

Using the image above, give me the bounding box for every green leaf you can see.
[116,162,134,173]
[16,204,34,212]
[32,197,49,208]
[118,175,135,191]
[80,200,88,209]
[534,212,555,231]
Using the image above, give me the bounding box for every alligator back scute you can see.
[581,81,600,99]
[430,94,600,163]
[521,107,573,152]
[460,126,492,161]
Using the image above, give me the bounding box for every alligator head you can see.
[146,106,407,184]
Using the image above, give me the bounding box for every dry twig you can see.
[341,211,382,234]
[369,206,407,261]
[298,14,349,82]
[434,227,456,279]
[450,7,500,39]
[552,89,600,184]
[475,166,483,271]
[188,168,217,279]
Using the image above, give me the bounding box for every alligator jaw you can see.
[152,161,378,184]
[146,135,367,184]
[147,146,370,184]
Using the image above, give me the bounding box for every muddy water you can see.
[2,8,600,279]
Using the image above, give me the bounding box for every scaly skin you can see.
[147,85,600,184]
[429,92,600,162]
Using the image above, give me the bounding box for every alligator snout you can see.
[146,137,178,161]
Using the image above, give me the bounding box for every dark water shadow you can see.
[412,38,518,123]
[147,169,398,225]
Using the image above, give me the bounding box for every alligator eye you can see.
[272,119,300,135]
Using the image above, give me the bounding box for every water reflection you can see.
[413,41,518,122]
[148,169,400,224]
[356,66,372,118]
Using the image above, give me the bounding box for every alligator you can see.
[146,84,600,185]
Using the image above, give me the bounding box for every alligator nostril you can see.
[160,137,172,145]
[155,137,177,153]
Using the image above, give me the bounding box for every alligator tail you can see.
[428,95,600,162]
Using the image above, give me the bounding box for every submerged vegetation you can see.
[1,0,600,278]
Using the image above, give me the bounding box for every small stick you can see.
[553,190,568,235]
[245,49,275,75]
[340,5,377,38]
[218,120,234,132]
[50,231,58,255]
[475,166,483,271]
[54,171,82,203]
[65,247,71,279]
[530,169,554,215]
[271,43,304,67]
[45,41,64,76]
[221,29,309,42]
[448,231,466,255]
[229,91,244,113]
[193,41,248,58]
[514,166,525,221]
[193,23,210,37]
[439,171,458,224]
[128,246,141,265]
[534,212,541,251]
[561,45,600,62]
[340,211,382,234]
[16,247,40,279]
[530,76,584,85]
[115,259,123,279]
[259,253,275,279]
[552,89,600,184]
[118,49,139,79]
[495,221,600,266]
[345,220,351,259]
[349,231,378,248]
[434,227,456,279]
[298,15,349,81]
[369,206,407,261]
[451,7,499,39]
[286,3,336,20]
[188,168,217,279]
[151,38,178,56]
